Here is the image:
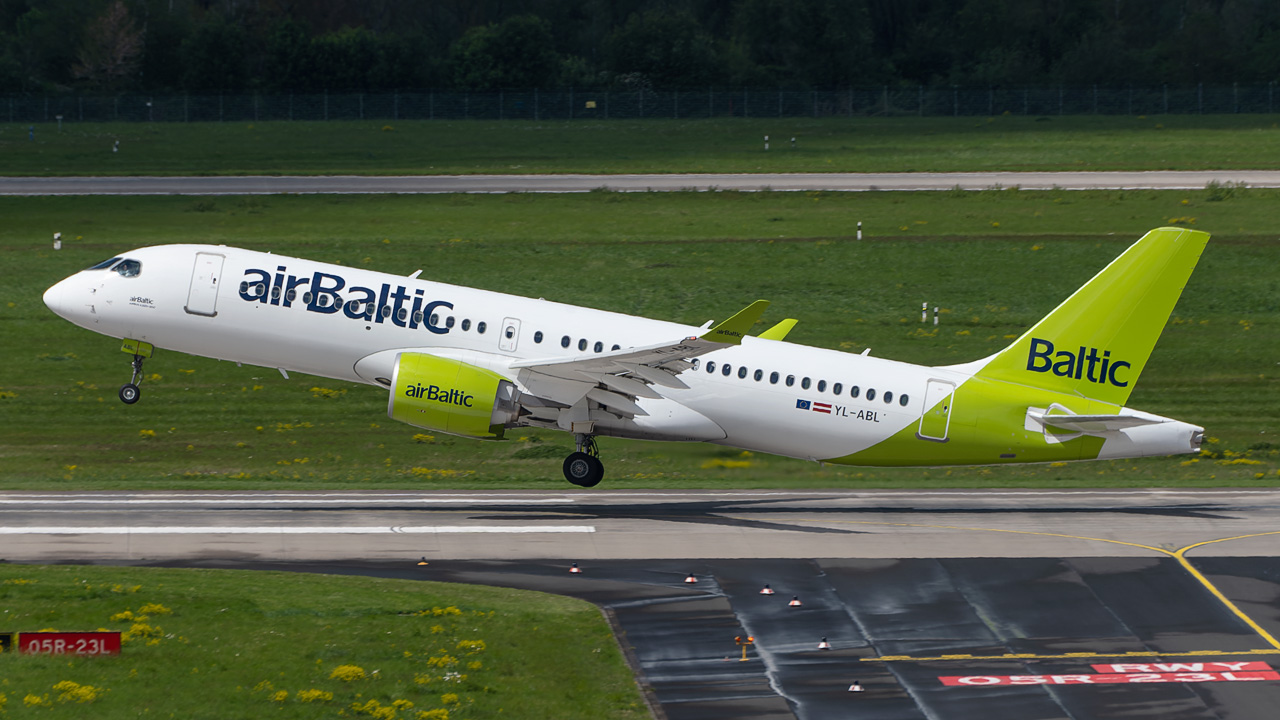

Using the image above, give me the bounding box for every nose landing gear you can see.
[118,339,154,405]
[563,434,604,487]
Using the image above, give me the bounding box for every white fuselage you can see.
[43,243,1202,467]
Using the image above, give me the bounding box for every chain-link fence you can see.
[5,85,1280,123]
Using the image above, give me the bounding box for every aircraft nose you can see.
[43,276,79,320]
[43,279,67,317]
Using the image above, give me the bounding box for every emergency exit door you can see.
[917,379,955,442]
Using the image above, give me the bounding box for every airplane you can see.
[42,227,1207,487]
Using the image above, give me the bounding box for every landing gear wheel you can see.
[119,383,141,404]
[563,452,604,487]
[119,352,146,405]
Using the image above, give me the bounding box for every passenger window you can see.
[722,364,732,376]
[706,361,716,373]
[754,369,763,381]
[506,327,516,339]
[302,292,313,304]
[380,305,391,317]
[833,383,843,395]
[430,313,439,325]
[578,338,588,351]
[396,308,408,322]
[114,259,142,277]
[738,366,748,379]
[866,388,876,401]
[612,344,620,351]
[785,375,795,387]
[271,286,281,300]
[412,311,423,324]
[770,371,779,384]
[445,316,455,328]
[899,394,910,407]
[692,359,700,370]
[594,341,603,353]
[461,319,471,331]
[534,331,543,343]
[884,391,893,404]
[801,377,811,390]
[561,335,571,348]
[849,385,860,399]
[477,321,487,334]
[817,380,827,392]
[286,289,297,303]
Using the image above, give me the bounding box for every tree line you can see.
[3,0,1279,95]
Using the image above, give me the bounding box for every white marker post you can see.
[933,306,939,326]
[921,302,927,323]
[764,135,769,151]
[857,221,863,240]
[53,232,61,251]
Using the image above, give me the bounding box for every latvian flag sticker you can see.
[812,402,832,414]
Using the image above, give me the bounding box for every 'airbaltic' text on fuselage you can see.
[1026,337,1131,387]
[238,267,453,334]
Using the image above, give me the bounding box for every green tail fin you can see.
[974,227,1209,406]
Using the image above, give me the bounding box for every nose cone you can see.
[43,278,70,319]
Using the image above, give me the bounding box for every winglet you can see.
[758,318,797,341]
[699,300,770,346]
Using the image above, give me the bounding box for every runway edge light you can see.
[759,584,775,595]
[818,637,831,650]
[684,573,697,584]
[789,596,803,607]
[570,562,582,574]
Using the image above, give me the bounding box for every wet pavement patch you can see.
[167,557,1280,720]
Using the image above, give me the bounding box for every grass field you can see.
[0,564,644,719]
[2,188,1276,490]
[4,115,1280,176]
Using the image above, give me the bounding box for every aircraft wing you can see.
[509,300,769,415]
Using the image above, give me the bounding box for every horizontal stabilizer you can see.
[1026,408,1164,435]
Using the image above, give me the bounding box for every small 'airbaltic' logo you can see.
[1025,337,1131,387]
[405,383,474,408]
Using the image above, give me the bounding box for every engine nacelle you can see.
[388,353,520,439]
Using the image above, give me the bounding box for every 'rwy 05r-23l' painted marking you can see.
[43,227,1208,487]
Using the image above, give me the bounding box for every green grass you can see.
[5,116,1280,176]
[1,189,1277,490]
[0,564,643,719]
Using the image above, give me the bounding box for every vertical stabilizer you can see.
[974,227,1208,406]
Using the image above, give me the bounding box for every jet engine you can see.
[388,353,521,439]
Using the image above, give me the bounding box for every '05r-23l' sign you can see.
[17,631,121,655]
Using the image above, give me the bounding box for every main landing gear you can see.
[563,434,604,487]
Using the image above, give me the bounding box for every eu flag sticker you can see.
[795,399,811,410]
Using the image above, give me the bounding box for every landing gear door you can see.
[499,317,521,352]
[917,379,955,442]
[185,252,225,317]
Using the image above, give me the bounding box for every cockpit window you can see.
[86,257,122,270]
[114,259,142,278]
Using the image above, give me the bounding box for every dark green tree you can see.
[179,16,247,91]
[606,7,723,88]
[450,14,559,89]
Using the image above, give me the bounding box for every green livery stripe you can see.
[827,377,1108,466]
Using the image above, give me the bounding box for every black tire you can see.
[119,383,140,404]
[563,452,604,487]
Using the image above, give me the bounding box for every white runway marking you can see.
[0,525,595,535]
[0,494,572,506]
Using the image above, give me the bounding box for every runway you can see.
[3,170,1280,195]
[6,489,1280,719]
